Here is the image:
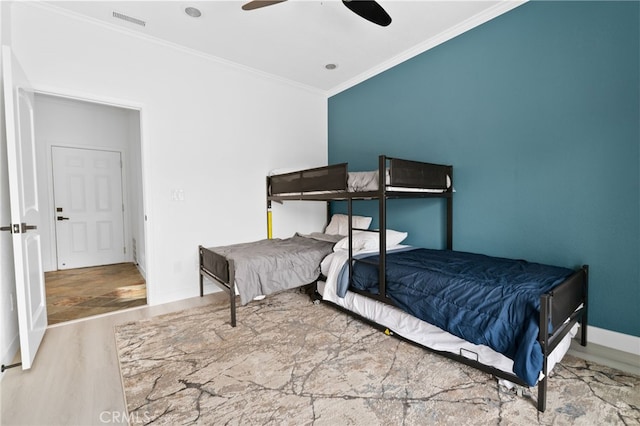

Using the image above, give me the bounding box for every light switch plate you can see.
[171,189,185,201]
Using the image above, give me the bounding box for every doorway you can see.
[34,93,147,324]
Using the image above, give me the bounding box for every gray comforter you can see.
[207,233,342,305]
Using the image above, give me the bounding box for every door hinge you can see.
[123,247,126,254]
[0,224,21,234]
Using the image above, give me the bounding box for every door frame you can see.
[33,88,153,302]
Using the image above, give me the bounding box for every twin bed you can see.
[199,155,588,412]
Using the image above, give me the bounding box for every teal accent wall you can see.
[328,1,639,337]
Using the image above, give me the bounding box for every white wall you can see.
[9,2,328,305]
[34,94,143,273]
[127,111,145,275]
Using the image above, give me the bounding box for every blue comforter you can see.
[348,248,573,386]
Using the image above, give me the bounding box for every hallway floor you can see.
[45,262,146,325]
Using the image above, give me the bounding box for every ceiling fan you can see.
[241,1,392,27]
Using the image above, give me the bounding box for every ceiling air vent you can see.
[112,11,146,27]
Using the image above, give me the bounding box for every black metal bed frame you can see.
[199,154,588,412]
[314,265,587,412]
[199,245,237,326]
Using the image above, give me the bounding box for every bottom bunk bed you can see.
[316,246,588,412]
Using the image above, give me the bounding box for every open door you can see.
[2,45,47,369]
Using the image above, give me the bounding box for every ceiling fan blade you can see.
[242,1,287,11]
[342,0,392,27]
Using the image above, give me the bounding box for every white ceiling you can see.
[45,1,524,95]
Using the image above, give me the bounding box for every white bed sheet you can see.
[348,170,451,192]
[319,249,577,386]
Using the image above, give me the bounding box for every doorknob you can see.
[21,223,37,232]
[57,216,69,221]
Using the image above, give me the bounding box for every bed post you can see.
[229,258,237,327]
[266,176,273,239]
[446,166,453,250]
[199,245,204,297]
[267,201,273,239]
[347,197,353,284]
[379,155,387,298]
[538,293,551,412]
[581,265,589,346]
[446,196,453,250]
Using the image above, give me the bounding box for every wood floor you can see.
[0,291,227,426]
[45,263,147,325]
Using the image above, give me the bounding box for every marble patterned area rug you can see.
[115,289,639,425]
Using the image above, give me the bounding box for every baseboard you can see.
[0,333,20,382]
[568,326,640,376]
[135,262,146,280]
[587,326,640,355]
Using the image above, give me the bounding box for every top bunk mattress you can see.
[347,169,451,193]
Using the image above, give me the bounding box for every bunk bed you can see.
[199,155,452,327]
[262,155,588,412]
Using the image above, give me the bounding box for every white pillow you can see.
[334,229,408,252]
[325,214,372,236]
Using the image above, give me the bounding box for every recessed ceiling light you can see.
[185,7,202,18]
[325,63,338,70]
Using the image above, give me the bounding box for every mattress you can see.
[272,170,452,196]
[347,170,452,193]
[319,249,577,386]
[205,233,341,304]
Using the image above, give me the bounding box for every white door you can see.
[52,146,126,269]
[2,46,47,370]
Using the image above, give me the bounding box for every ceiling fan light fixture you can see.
[242,0,391,27]
[342,0,391,27]
[185,7,202,18]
